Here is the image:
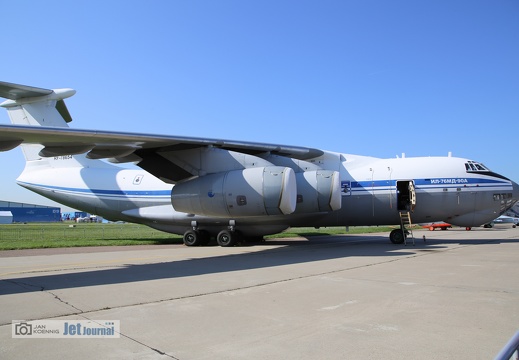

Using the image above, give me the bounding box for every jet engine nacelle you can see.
[294,170,341,213]
[171,166,297,217]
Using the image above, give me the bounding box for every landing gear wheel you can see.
[217,230,237,247]
[389,229,405,244]
[183,230,201,246]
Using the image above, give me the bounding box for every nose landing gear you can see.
[389,229,406,244]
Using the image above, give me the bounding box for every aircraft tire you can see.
[217,230,237,247]
[389,229,405,244]
[183,230,202,246]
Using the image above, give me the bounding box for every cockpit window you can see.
[465,163,476,171]
[465,161,510,181]
[465,161,490,173]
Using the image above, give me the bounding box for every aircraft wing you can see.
[0,124,324,183]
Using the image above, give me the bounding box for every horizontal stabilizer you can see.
[0,81,53,100]
[0,81,75,124]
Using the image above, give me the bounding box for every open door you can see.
[396,180,416,212]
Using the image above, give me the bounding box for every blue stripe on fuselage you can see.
[17,181,171,198]
[342,177,509,192]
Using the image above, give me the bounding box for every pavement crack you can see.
[117,334,180,359]
[1,279,84,314]
[60,314,181,359]
[45,289,84,313]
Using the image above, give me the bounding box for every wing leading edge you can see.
[0,124,325,182]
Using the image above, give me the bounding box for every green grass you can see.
[0,223,183,250]
[0,223,397,250]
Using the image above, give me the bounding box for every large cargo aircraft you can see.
[1,81,518,246]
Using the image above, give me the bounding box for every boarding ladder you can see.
[399,211,414,245]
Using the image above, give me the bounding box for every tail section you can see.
[0,81,76,162]
[0,81,75,127]
[1,82,126,214]
[0,81,112,170]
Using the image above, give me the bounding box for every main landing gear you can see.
[183,220,241,247]
[182,229,211,246]
[215,230,237,247]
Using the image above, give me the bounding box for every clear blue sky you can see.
[1,0,518,210]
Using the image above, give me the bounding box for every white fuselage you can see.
[16,152,519,237]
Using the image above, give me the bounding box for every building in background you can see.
[0,201,61,223]
[0,211,13,224]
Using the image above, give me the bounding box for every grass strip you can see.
[0,223,397,250]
